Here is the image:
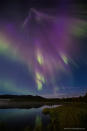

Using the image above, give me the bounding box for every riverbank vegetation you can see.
[43,103,87,131]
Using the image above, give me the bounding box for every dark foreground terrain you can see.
[43,103,87,131]
[0,93,87,131]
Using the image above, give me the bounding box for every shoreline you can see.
[0,100,61,109]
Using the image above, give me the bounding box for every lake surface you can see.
[0,105,60,131]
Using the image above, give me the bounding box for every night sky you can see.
[0,0,87,97]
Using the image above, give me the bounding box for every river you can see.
[0,105,60,131]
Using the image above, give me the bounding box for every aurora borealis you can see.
[0,0,87,97]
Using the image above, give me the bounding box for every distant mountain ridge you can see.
[0,93,87,102]
[0,94,45,100]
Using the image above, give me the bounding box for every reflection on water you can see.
[41,104,61,109]
[0,105,60,131]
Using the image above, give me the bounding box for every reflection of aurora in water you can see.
[0,1,87,97]
[0,105,51,131]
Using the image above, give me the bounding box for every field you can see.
[43,103,87,131]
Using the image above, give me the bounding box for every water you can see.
[0,105,60,131]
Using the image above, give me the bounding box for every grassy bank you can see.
[43,103,87,131]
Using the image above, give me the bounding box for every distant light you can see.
[36,50,44,65]
[36,72,45,83]
[36,79,42,91]
[35,72,45,91]
[60,53,68,64]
